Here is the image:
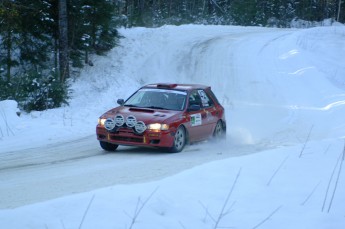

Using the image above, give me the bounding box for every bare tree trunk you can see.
[54,37,58,76]
[6,28,12,82]
[168,0,172,17]
[58,0,69,82]
[337,0,342,22]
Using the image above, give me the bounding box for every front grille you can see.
[117,128,134,134]
[110,127,143,143]
[110,135,143,143]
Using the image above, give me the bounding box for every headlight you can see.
[147,123,169,131]
[98,118,107,126]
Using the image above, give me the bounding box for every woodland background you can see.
[0,0,343,111]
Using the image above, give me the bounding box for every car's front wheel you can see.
[170,126,186,153]
[99,141,119,151]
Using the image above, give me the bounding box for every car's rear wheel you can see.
[170,126,186,153]
[99,141,119,151]
[213,120,225,139]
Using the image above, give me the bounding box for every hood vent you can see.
[129,107,154,113]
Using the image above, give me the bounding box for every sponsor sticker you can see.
[191,113,202,126]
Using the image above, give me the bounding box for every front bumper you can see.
[96,125,175,148]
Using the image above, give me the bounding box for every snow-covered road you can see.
[0,135,266,208]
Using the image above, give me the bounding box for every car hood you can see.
[102,106,180,124]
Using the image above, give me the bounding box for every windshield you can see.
[124,88,187,111]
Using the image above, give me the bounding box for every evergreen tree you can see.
[230,0,257,26]
[1,0,344,111]
[19,1,53,71]
[0,1,21,82]
[0,0,120,111]
[68,0,119,67]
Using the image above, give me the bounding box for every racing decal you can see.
[190,113,202,126]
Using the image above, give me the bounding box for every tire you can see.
[99,141,119,151]
[170,126,186,153]
[213,120,225,139]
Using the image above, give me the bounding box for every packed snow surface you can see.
[1,24,345,228]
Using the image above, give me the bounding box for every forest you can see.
[0,0,343,111]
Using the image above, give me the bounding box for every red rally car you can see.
[96,83,226,152]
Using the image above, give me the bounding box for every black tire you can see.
[169,126,186,153]
[213,120,225,139]
[99,141,119,151]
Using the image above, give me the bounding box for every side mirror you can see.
[117,99,125,106]
[188,104,201,111]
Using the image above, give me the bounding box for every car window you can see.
[189,90,202,107]
[126,90,146,105]
[189,89,214,108]
[198,89,214,108]
[207,89,220,104]
[188,89,214,108]
[125,88,187,111]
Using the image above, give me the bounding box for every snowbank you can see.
[0,139,344,229]
[0,100,20,139]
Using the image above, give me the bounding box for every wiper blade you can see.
[124,104,138,107]
[143,106,165,110]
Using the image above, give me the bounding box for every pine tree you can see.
[0,1,21,82]
[68,0,119,67]
[0,0,120,111]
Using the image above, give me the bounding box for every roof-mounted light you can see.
[156,83,177,89]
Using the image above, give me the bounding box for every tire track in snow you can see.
[0,135,266,209]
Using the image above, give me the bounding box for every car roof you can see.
[143,83,210,91]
